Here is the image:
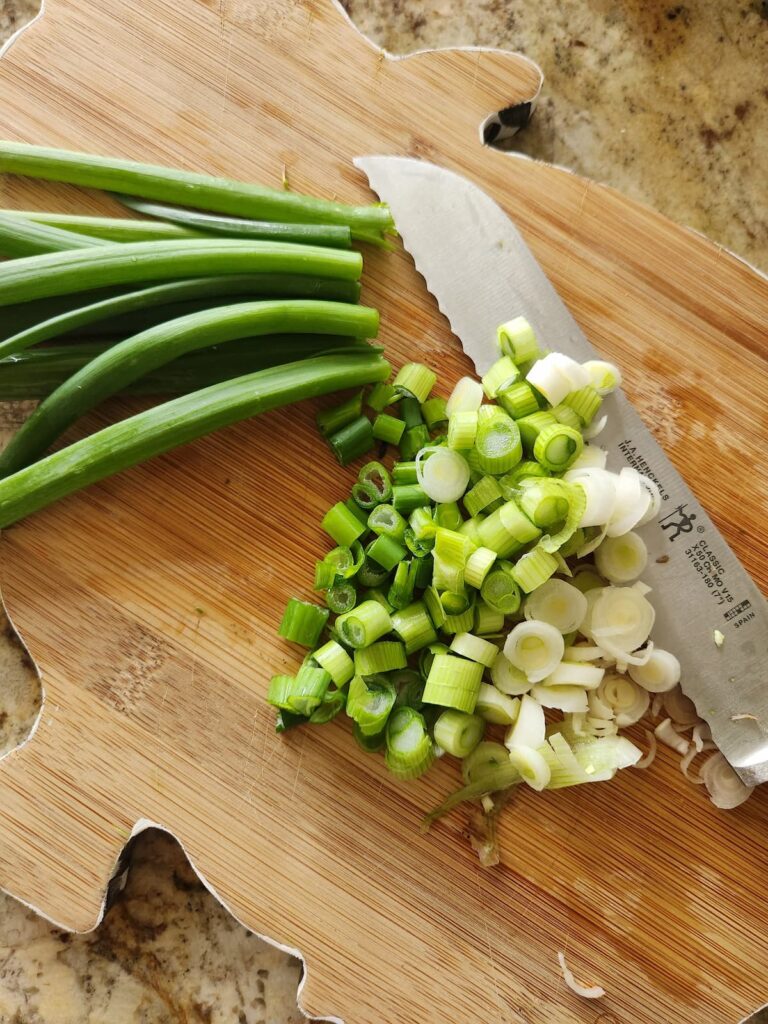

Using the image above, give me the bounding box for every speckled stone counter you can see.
[0,1,765,1021]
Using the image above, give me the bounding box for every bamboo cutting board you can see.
[1,2,767,1021]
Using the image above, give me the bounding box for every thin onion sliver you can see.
[557,951,605,1000]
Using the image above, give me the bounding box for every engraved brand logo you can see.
[659,503,698,542]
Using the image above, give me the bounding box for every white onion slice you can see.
[692,722,712,752]
[655,717,690,755]
[662,685,700,727]
[635,729,657,769]
[504,621,564,683]
[525,353,573,405]
[531,683,589,713]
[596,638,654,668]
[637,476,662,525]
[564,468,617,527]
[569,444,608,471]
[546,661,605,689]
[490,652,532,696]
[594,531,648,583]
[587,585,655,655]
[508,744,551,790]
[606,468,651,538]
[524,579,588,634]
[582,359,622,396]
[680,745,706,784]
[587,690,614,721]
[504,694,546,750]
[701,752,754,809]
[557,951,605,1000]
[628,649,681,693]
[416,446,470,503]
[598,674,650,726]
[446,375,483,415]
[582,413,608,440]
[563,644,607,662]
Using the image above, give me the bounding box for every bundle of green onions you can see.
[0,142,395,523]
[269,315,741,843]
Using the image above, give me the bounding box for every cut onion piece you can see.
[587,690,614,721]
[446,375,483,415]
[606,468,651,538]
[655,717,690,755]
[563,644,607,662]
[587,585,655,656]
[504,693,546,750]
[531,683,589,713]
[651,693,664,718]
[637,476,662,525]
[504,621,564,683]
[701,752,754,809]
[569,444,608,471]
[635,729,657,769]
[582,413,608,440]
[508,744,551,791]
[526,353,575,406]
[582,359,622,396]
[597,673,650,727]
[564,468,616,527]
[545,661,605,690]
[557,951,605,1000]
[692,722,712,752]
[663,685,700,727]
[594,531,648,583]
[416,446,470,503]
[680,745,706,784]
[628,648,681,693]
[490,652,532,696]
[524,579,588,634]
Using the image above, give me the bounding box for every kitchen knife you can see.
[355,154,768,785]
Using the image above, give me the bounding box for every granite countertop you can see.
[0,1,765,1021]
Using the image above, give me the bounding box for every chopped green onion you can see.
[412,555,433,590]
[582,360,622,396]
[367,534,407,571]
[323,543,365,580]
[344,497,370,526]
[393,461,418,485]
[354,724,386,752]
[571,567,605,593]
[314,560,337,590]
[558,528,586,559]
[317,391,363,436]
[327,415,374,466]
[392,483,429,513]
[309,687,347,724]
[399,396,424,430]
[446,376,484,415]
[392,669,425,709]
[268,665,330,716]
[497,380,540,419]
[449,632,498,668]
[458,516,484,547]
[524,578,588,634]
[433,527,474,592]
[416,447,470,504]
[508,745,551,791]
[475,683,521,725]
[423,586,447,629]
[440,589,471,615]
[335,599,392,649]
[497,316,540,363]
[354,641,406,676]
[490,652,532,695]
[462,740,514,785]
[594,531,648,583]
[357,556,391,588]
[480,562,522,615]
[511,545,559,593]
[434,501,463,530]
[533,423,583,472]
[517,411,558,454]
[464,546,497,589]
[423,653,484,713]
[404,528,433,558]
[442,606,476,635]
[422,760,521,827]
[474,600,504,635]
[275,709,308,733]
[322,501,366,546]
[368,503,407,542]
[409,506,437,542]
[421,396,448,431]
[477,499,541,557]
[399,424,430,461]
[387,559,419,610]
[482,355,520,399]
[352,460,392,508]
[362,587,395,613]
[563,385,602,425]
[474,406,522,474]
[278,598,329,647]
[498,461,550,497]
[325,582,357,614]
[391,600,438,654]
[346,673,397,735]
[447,410,478,450]
[463,476,503,518]
[419,642,449,680]
[372,413,405,445]
[433,710,485,758]
[312,640,355,686]
[517,478,571,528]
[385,707,435,779]
[368,381,398,412]
[550,403,583,431]
[393,362,437,403]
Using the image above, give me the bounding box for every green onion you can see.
[517,478,571,528]
[391,601,438,654]
[308,687,347,724]
[4,209,201,242]
[511,545,559,593]
[423,653,483,713]
[354,724,386,752]
[464,546,497,589]
[393,669,426,709]
[367,381,398,412]
[354,640,406,676]
[480,562,522,615]
[0,239,362,309]
[449,632,498,668]
[323,542,365,580]
[474,600,504,635]
[352,461,392,508]
[0,211,110,257]
[363,587,394,613]
[464,476,503,518]
[268,665,330,716]
[372,413,404,445]
[497,316,540,363]
[462,741,515,785]
[432,501,462,531]
[517,410,558,455]
[447,410,478,450]
[498,460,550,497]
[419,642,449,680]
[497,380,540,419]
[368,503,407,543]
[423,586,446,629]
[420,396,448,431]
[275,709,308,733]
[533,423,584,472]
[550,403,582,431]
[278,598,329,647]
[357,556,391,588]
[481,355,519,399]
[366,534,407,571]
[393,362,436,403]
[474,683,520,725]
[314,561,337,590]
[335,599,392,649]
[433,710,485,758]
[392,483,428,513]
[458,516,484,547]
[421,762,521,828]
[443,606,475,634]
[327,415,374,466]
[399,424,430,461]
[409,506,436,542]
[116,196,353,248]
[412,555,433,590]
[440,589,471,615]
[325,582,357,614]
[477,499,541,558]
[312,640,354,686]
[322,501,366,546]
[392,461,418,485]
[0,142,394,239]
[317,391,364,436]
[344,497,369,526]
[0,351,389,528]
[403,526,433,557]
[385,707,435,779]
[432,527,474,592]
[562,385,602,425]
[346,673,397,735]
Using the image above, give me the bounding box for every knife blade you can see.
[355,154,768,785]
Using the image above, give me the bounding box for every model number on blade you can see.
[684,539,735,607]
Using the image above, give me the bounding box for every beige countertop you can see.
[0,1,765,1021]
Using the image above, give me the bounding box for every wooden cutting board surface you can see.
[1,2,767,1021]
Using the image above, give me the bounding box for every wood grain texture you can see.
[0,2,767,1021]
